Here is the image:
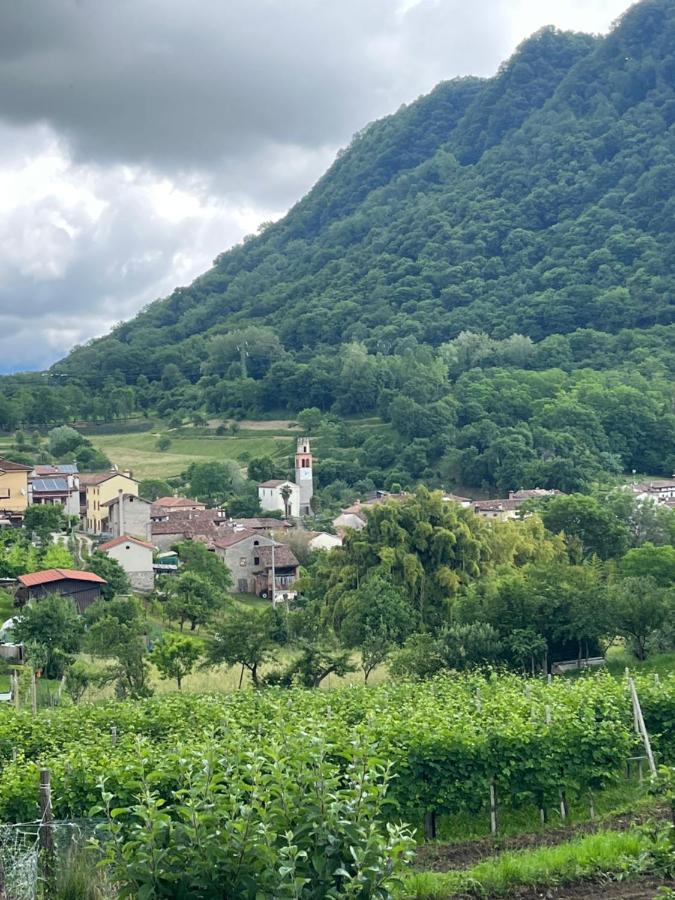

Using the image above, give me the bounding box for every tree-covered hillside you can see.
[1,0,674,493]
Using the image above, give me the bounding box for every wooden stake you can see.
[31,671,37,715]
[39,767,55,894]
[423,811,437,841]
[589,794,595,820]
[539,807,546,825]
[628,678,657,776]
[490,779,498,836]
[559,789,567,822]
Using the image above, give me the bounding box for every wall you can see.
[215,534,275,593]
[108,495,152,540]
[86,475,139,534]
[104,541,155,592]
[258,482,300,518]
[0,470,29,513]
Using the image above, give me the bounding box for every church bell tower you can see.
[295,437,314,516]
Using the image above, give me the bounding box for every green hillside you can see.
[1,0,674,493]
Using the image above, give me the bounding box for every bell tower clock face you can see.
[300,468,312,479]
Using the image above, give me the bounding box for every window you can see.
[253,540,259,546]
[253,556,260,566]
[0,489,9,499]
[239,557,247,567]
[125,544,130,550]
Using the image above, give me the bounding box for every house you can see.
[307,532,342,552]
[99,535,155,592]
[102,492,152,541]
[15,568,106,614]
[333,493,409,535]
[150,496,206,517]
[629,480,675,504]
[212,529,299,597]
[230,517,293,535]
[0,457,31,517]
[442,493,473,508]
[80,472,139,534]
[151,508,230,550]
[508,489,563,501]
[29,464,80,516]
[473,488,561,520]
[258,480,300,518]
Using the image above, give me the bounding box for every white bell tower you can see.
[295,437,314,516]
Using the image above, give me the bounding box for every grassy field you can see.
[88,426,294,479]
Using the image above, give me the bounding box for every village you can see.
[1,436,674,627]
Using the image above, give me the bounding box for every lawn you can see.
[88,428,294,479]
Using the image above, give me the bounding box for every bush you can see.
[97,732,414,898]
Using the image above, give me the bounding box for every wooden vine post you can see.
[628,678,657,777]
[39,767,55,895]
[489,778,498,837]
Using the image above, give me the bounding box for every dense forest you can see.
[1,0,674,493]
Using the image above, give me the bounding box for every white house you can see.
[308,532,342,552]
[98,534,155,592]
[258,480,300,519]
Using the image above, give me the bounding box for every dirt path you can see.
[414,805,670,872]
[501,877,674,899]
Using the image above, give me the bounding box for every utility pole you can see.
[270,542,276,605]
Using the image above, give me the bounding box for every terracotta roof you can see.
[256,545,299,569]
[17,568,107,587]
[80,472,137,487]
[473,498,521,512]
[33,464,78,476]
[153,496,206,508]
[0,457,31,472]
[232,517,291,529]
[212,529,259,550]
[99,535,155,551]
[508,489,562,500]
[341,493,407,516]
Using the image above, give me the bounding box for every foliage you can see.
[48,425,83,458]
[85,596,151,698]
[608,575,670,661]
[172,540,233,592]
[13,594,83,678]
[186,460,244,505]
[97,732,414,899]
[539,494,630,560]
[150,634,201,689]
[205,605,278,687]
[86,552,131,600]
[138,479,173,501]
[23,504,67,537]
[164,571,224,631]
[271,638,356,688]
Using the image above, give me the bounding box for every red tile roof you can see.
[256,545,299,569]
[99,535,155,551]
[153,496,205,508]
[212,529,259,549]
[0,456,31,472]
[17,568,107,587]
[80,472,138,487]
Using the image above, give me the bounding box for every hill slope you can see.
[56,0,674,385]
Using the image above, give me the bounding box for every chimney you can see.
[118,489,124,537]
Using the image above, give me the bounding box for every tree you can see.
[296,407,323,434]
[86,552,131,600]
[271,638,356,688]
[156,435,172,452]
[151,635,200,689]
[187,460,244,505]
[338,572,417,681]
[206,606,278,688]
[165,571,223,631]
[280,484,293,519]
[608,576,669,661]
[23,504,67,537]
[48,425,83,457]
[13,594,83,679]
[620,543,675,588]
[172,541,233,593]
[247,456,278,483]
[86,596,151,698]
[540,494,630,560]
[138,479,174,501]
[41,544,75,570]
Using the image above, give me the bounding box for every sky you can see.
[0,0,633,373]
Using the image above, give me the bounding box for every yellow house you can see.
[81,472,139,534]
[0,456,31,515]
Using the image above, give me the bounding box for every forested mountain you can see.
[2,0,675,494]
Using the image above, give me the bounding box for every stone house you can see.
[98,535,155,592]
[102,492,152,541]
[212,529,298,596]
[308,532,342,552]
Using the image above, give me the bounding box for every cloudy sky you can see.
[0,0,633,373]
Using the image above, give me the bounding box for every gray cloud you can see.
[0,0,632,371]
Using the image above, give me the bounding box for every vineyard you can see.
[0,672,673,826]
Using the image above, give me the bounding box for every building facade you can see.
[258,480,300,519]
[80,473,139,534]
[0,457,31,516]
[103,492,152,541]
[99,535,155,592]
[295,438,314,515]
[16,568,106,613]
[29,465,80,516]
